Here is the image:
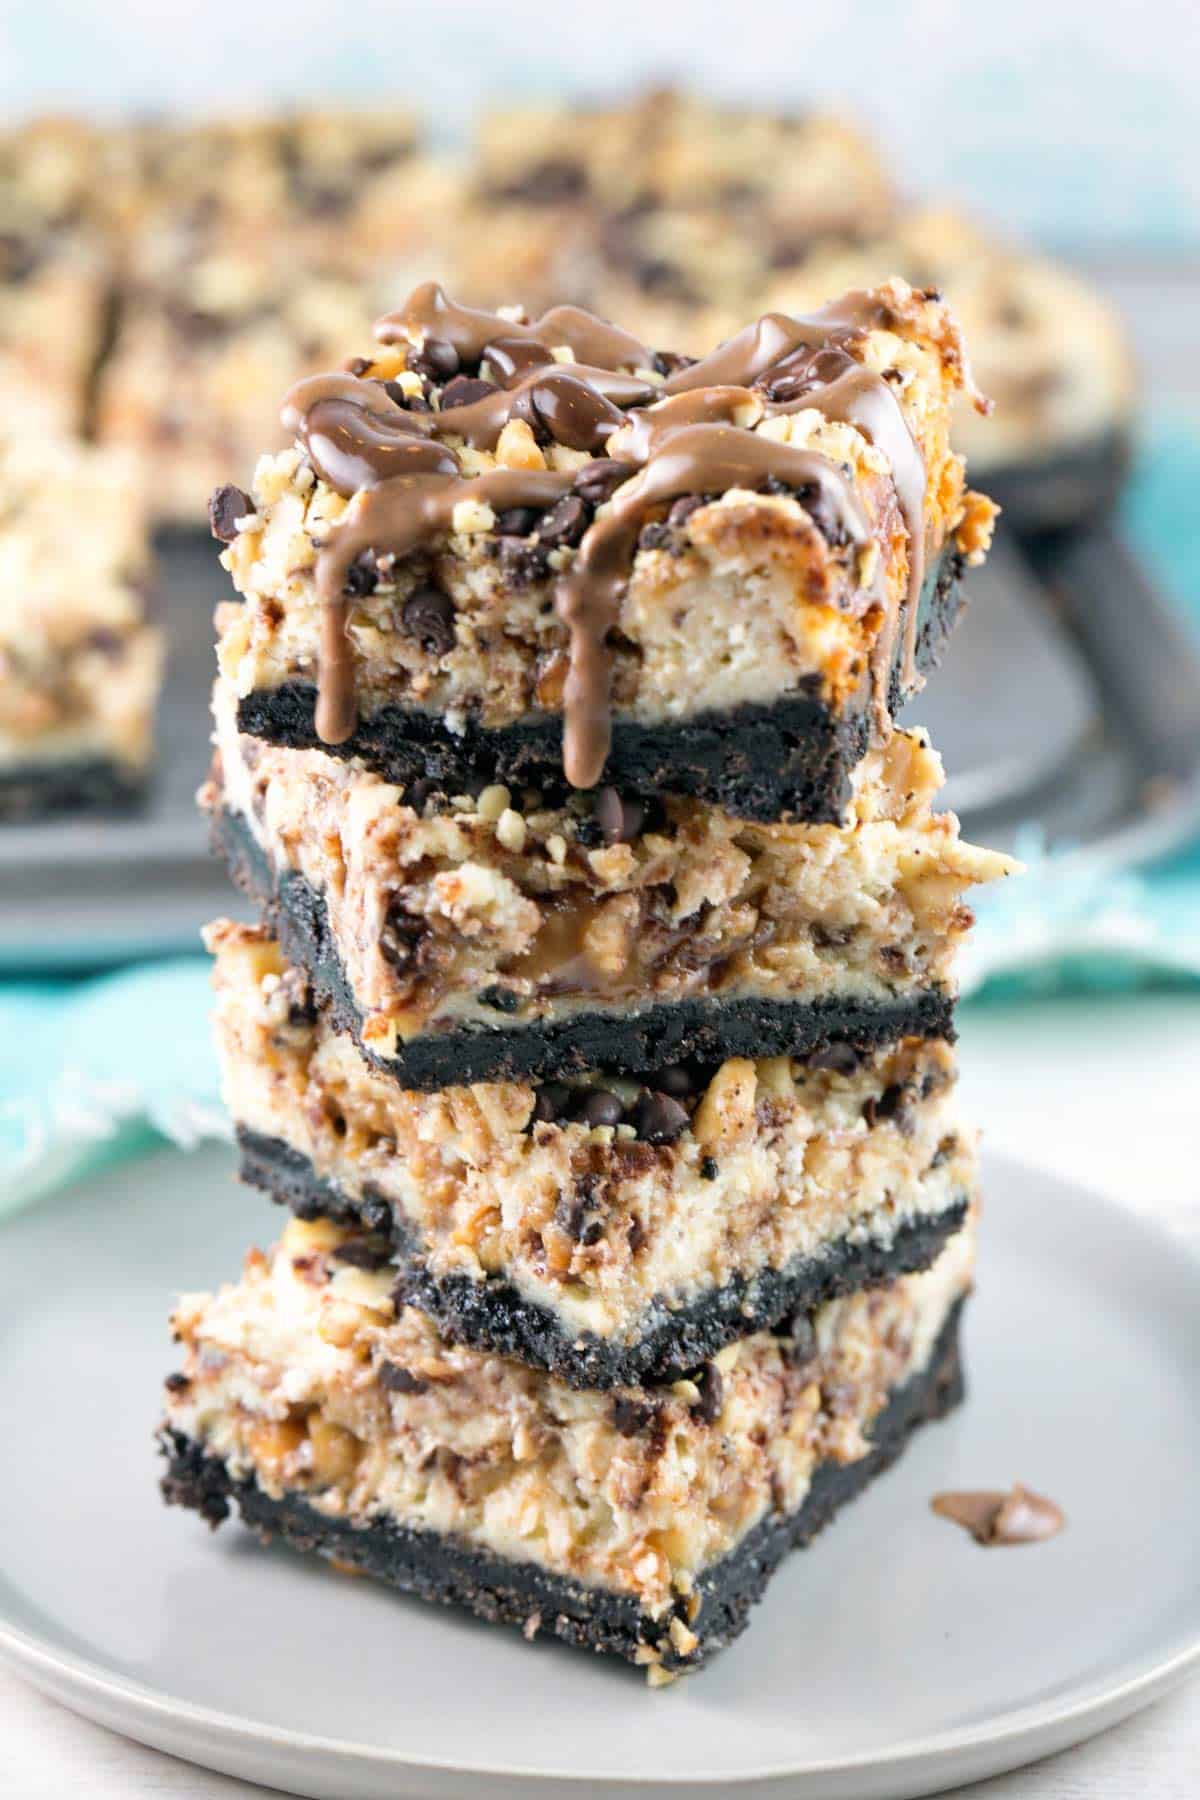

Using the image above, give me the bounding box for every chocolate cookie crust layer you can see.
[216,804,956,1090]
[235,548,965,825]
[0,758,147,823]
[160,1297,964,1673]
[238,1124,970,1387]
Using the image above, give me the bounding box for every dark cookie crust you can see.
[234,548,965,824]
[160,1297,965,1674]
[983,425,1132,541]
[238,1123,969,1388]
[0,758,147,823]
[214,804,955,1091]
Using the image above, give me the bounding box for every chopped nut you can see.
[496,807,527,853]
[496,417,546,471]
[281,1216,347,1258]
[308,1415,362,1483]
[318,1300,363,1349]
[476,783,511,823]
[668,1616,700,1657]
[692,1058,758,1150]
[247,1416,307,1473]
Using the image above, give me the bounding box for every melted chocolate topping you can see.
[281,283,935,786]
[931,1485,1066,1547]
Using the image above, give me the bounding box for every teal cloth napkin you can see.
[2,423,1198,1215]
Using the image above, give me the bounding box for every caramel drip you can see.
[313,467,575,744]
[555,423,869,788]
[375,281,654,373]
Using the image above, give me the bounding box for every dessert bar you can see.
[162,1218,973,1679]
[210,919,975,1386]
[214,278,995,820]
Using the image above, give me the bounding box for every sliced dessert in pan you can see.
[205,677,1013,1088]
[95,113,452,527]
[213,277,995,820]
[161,1217,974,1680]
[208,919,976,1386]
[0,435,162,821]
[0,116,115,441]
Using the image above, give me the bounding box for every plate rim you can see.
[4,1146,1200,1792]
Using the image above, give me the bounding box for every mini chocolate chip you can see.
[874,1082,907,1120]
[638,519,672,551]
[401,586,455,654]
[405,776,438,810]
[164,1372,191,1394]
[334,1239,391,1271]
[699,1155,719,1181]
[343,552,378,597]
[573,459,628,506]
[497,537,551,588]
[929,1132,959,1170]
[612,1396,653,1436]
[208,483,253,543]
[789,479,848,548]
[809,1041,861,1075]
[532,1082,572,1124]
[555,1181,604,1244]
[494,505,542,537]
[478,984,521,1013]
[667,494,704,529]
[360,1195,395,1237]
[538,494,589,550]
[651,349,696,380]
[691,1362,724,1424]
[440,374,499,409]
[631,1090,689,1145]
[379,902,425,971]
[380,1363,428,1395]
[594,786,645,845]
[655,1064,693,1098]
[409,336,459,382]
[378,378,431,412]
[580,1090,623,1128]
[627,1214,646,1253]
[862,1095,877,1127]
[345,355,373,377]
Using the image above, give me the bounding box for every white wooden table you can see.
[3,988,1199,1798]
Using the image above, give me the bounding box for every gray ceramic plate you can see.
[1,1142,1199,1798]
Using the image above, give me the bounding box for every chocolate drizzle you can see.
[279,283,934,784]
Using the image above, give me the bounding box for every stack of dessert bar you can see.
[160,277,1014,1679]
